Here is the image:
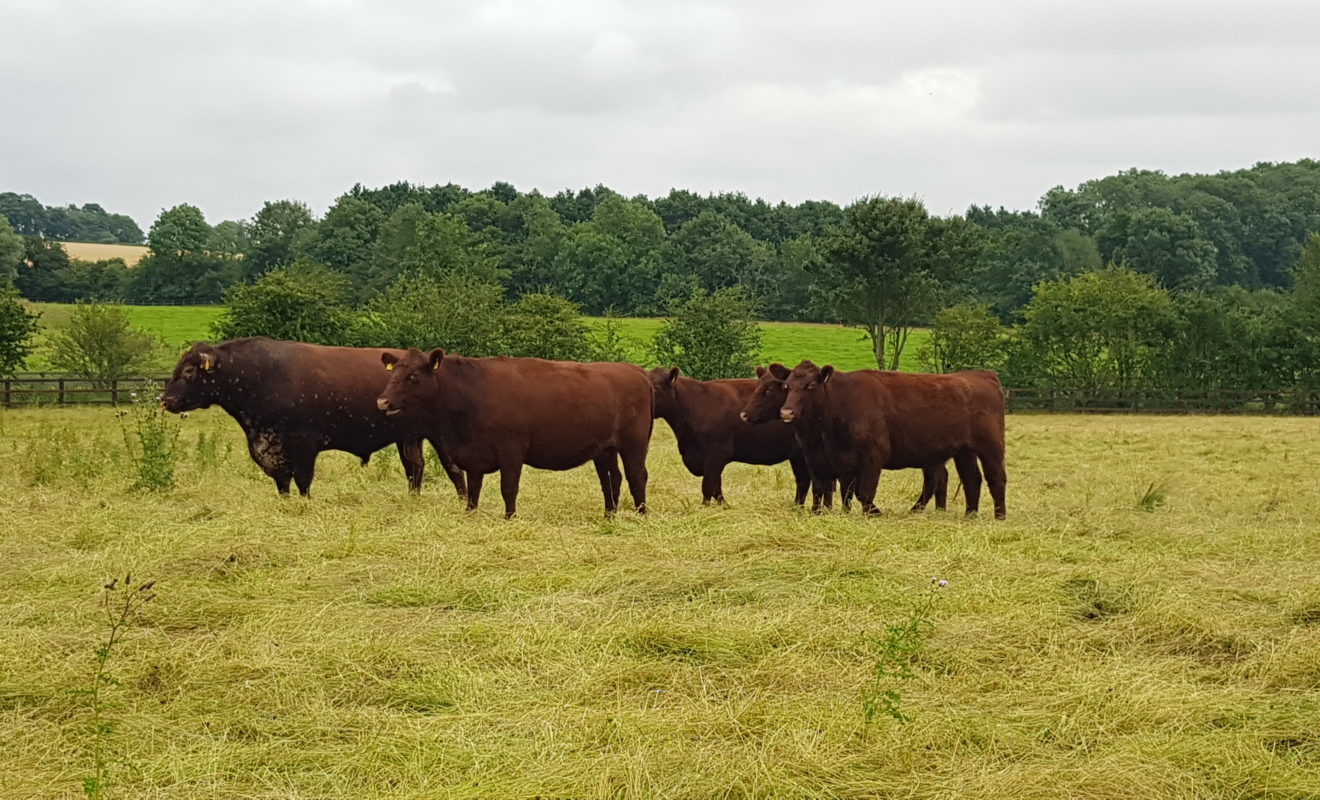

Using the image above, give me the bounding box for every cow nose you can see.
[376,397,390,412]
[739,412,748,422]
[780,408,796,422]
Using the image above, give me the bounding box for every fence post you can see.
[58,378,66,406]
[2,378,8,408]
[111,379,120,406]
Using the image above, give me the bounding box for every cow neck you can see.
[431,356,479,418]
[661,377,701,440]
[211,341,272,426]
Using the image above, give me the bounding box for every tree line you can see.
[3,158,1320,393]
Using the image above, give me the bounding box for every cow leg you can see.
[953,450,983,516]
[788,454,810,507]
[979,451,1007,521]
[428,437,468,500]
[934,463,949,510]
[840,475,856,511]
[855,465,883,517]
[272,472,293,495]
[465,471,484,511]
[292,453,317,498]
[912,464,948,513]
[499,460,524,519]
[398,438,425,494]
[594,452,620,515]
[620,448,649,514]
[700,454,728,505]
[810,476,833,513]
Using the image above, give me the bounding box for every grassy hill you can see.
[60,242,150,266]
[24,303,924,373]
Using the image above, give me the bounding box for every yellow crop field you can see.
[60,241,149,266]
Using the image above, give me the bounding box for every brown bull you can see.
[160,337,467,498]
[377,349,653,518]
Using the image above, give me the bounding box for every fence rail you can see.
[3,377,1319,414]
[2,376,170,407]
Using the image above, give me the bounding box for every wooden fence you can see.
[1,376,170,407]
[3,377,1319,415]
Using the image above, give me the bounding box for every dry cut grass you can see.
[1,410,1319,798]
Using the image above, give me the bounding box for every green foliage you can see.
[212,261,353,344]
[404,213,504,284]
[76,573,157,798]
[918,304,1010,374]
[116,387,182,491]
[585,312,642,363]
[1098,207,1218,290]
[0,286,40,376]
[146,204,210,256]
[246,200,315,277]
[294,196,383,280]
[1016,267,1176,391]
[0,213,24,283]
[352,273,506,356]
[47,304,162,385]
[500,293,590,360]
[1137,479,1171,512]
[128,205,240,304]
[813,197,982,369]
[652,287,763,379]
[0,192,143,243]
[862,578,946,726]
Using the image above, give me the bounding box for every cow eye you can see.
[183,365,196,379]
[807,381,816,390]
[780,383,788,390]
[408,373,419,384]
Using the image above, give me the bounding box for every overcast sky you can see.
[3,0,1317,228]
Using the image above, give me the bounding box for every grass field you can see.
[60,242,149,267]
[1,409,1318,797]
[23,303,921,373]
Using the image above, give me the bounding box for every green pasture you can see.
[0,410,1318,797]
[23,303,923,373]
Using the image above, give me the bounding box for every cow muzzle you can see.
[376,397,399,416]
[739,411,749,422]
[780,408,796,423]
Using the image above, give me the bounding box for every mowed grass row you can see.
[1,410,1319,797]
[23,303,921,373]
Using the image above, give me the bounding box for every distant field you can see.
[60,241,149,266]
[23,303,924,373]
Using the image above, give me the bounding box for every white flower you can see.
[180,412,190,419]
[938,579,948,588]
[130,392,138,398]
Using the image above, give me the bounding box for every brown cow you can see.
[376,349,653,518]
[757,361,1005,518]
[160,337,467,498]
[741,365,952,514]
[648,367,812,505]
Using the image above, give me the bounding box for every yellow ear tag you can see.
[385,363,394,371]
[200,357,213,371]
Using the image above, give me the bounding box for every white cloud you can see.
[1,0,1316,227]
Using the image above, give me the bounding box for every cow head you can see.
[739,363,791,424]
[377,348,443,419]
[779,360,834,423]
[161,342,223,412]
[647,366,680,419]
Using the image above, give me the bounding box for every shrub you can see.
[351,272,506,356]
[0,286,40,376]
[500,293,590,360]
[652,287,762,379]
[116,387,182,491]
[918,304,1010,374]
[47,304,161,386]
[212,260,353,344]
[586,311,641,363]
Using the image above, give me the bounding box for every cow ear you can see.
[755,366,767,378]
[820,365,835,384]
[429,348,446,371]
[198,348,218,372]
[667,367,679,385]
[381,352,399,371]
[768,363,790,381]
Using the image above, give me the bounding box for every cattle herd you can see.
[160,337,1008,520]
